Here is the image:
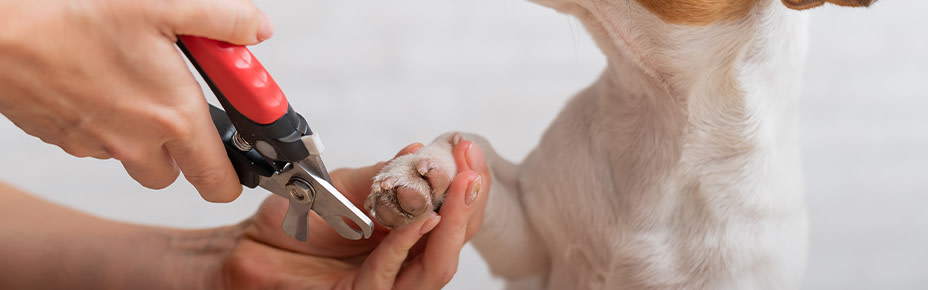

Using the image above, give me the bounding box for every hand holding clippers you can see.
[176,36,373,241]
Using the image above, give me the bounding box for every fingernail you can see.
[257,10,274,41]
[465,143,486,171]
[465,176,481,206]
[420,214,441,235]
[453,133,463,145]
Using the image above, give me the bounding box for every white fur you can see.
[373,0,811,288]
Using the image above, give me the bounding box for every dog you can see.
[364,0,874,289]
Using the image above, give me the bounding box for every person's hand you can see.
[0,0,274,202]
[0,140,488,289]
[214,140,490,289]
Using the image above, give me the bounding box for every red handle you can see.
[179,36,288,125]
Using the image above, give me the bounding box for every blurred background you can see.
[1,0,925,288]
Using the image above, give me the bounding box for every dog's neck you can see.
[563,0,808,199]
[571,0,807,115]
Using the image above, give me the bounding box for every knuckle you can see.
[184,167,237,201]
[149,107,194,140]
[89,151,112,160]
[60,144,92,158]
[105,143,142,163]
[185,167,226,188]
[148,0,185,33]
[34,131,64,148]
[375,264,398,289]
[57,138,101,159]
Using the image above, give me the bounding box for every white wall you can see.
[0,0,924,288]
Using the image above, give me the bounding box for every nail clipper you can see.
[176,36,373,241]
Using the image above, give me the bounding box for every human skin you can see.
[0,0,274,202]
[0,140,490,289]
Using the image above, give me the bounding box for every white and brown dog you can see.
[365,0,874,289]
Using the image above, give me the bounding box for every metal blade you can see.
[281,202,311,241]
[297,161,374,240]
[257,157,374,241]
[302,154,335,184]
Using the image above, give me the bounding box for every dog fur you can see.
[365,0,873,289]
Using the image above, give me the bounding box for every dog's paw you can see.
[366,135,459,228]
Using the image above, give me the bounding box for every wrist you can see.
[89,221,246,290]
[69,221,245,290]
[155,223,246,290]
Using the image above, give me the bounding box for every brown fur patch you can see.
[635,0,761,26]
[781,0,875,10]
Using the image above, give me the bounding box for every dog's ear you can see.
[781,0,876,10]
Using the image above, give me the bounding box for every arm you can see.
[0,181,227,289]
[0,141,490,289]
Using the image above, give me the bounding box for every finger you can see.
[452,140,490,208]
[163,0,274,44]
[395,171,480,289]
[355,212,441,290]
[120,145,181,189]
[164,104,242,202]
[452,140,488,175]
[395,142,424,158]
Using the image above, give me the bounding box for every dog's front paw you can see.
[366,135,458,228]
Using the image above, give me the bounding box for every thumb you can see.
[355,212,441,290]
[165,0,274,45]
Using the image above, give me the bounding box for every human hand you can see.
[0,0,273,202]
[213,141,490,289]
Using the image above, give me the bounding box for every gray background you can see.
[1,0,925,288]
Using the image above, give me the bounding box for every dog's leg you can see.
[367,132,549,280]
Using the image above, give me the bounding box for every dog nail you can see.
[420,214,441,234]
[466,176,481,206]
[453,133,463,145]
[416,159,431,176]
[364,195,374,211]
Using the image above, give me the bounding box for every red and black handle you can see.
[177,36,313,187]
